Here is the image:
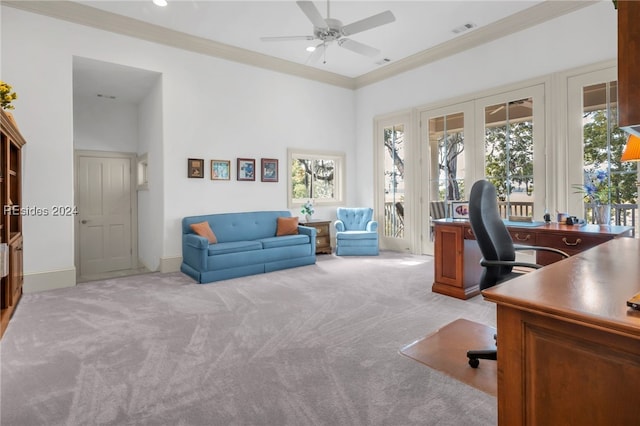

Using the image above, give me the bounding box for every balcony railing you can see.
[384,201,637,239]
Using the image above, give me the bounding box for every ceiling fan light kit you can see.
[260,0,395,64]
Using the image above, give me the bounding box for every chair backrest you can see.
[469,180,516,290]
[430,201,447,219]
[336,207,374,231]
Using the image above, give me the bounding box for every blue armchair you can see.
[334,207,379,256]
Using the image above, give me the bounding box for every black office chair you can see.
[466,180,569,368]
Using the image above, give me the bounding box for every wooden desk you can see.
[432,219,633,299]
[483,237,640,425]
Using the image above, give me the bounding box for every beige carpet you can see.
[400,318,497,397]
[2,251,497,425]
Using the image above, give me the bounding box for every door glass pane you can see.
[582,81,637,224]
[428,112,465,240]
[484,97,534,219]
[383,124,405,238]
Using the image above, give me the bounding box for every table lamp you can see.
[621,133,640,235]
[621,133,640,163]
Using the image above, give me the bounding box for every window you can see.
[288,149,344,208]
[430,112,466,205]
[137,153,149,191]
[383,123,405,238]
[484,97,535,218]
[581,81,637,224]
[478,84,545,220]
[568,67,638,227]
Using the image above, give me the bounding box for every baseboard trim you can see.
[159,256,182,273]
[23,268,76,293]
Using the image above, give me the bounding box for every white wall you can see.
[73,97,138,152]
[354,1,618,208]
[1,6,356,285]
[137,77,164,272]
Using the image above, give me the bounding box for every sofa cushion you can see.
[190,221,217,244]
[207,240,262,255]
[276,217,299,236]
[260,234,309,249]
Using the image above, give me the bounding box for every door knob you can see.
[81,220,88,224]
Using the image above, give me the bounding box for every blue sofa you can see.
[181,211,316,283]
[334,207,379,256]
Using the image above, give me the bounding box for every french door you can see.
[374,112,413,252]
[419,102,475,255]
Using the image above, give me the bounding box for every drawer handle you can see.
[562,237,582,246]
[317,228,323,235]
[467,229,474,236]
[514,233,530,241]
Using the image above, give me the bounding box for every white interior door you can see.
[77,153,135,276]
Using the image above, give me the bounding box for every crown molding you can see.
[354,0,598,89]
[4,0,598,91]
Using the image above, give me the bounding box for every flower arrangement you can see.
[573,169,608,205]
[0,81,18,110]
[301,200,315,217]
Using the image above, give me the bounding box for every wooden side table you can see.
[300,220,332,254]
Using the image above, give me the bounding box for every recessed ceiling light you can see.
[153,0,168,7]
[306,46,316,52]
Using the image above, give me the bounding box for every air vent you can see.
[452,22,477,34]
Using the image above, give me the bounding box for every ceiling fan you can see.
[260,0,396,64]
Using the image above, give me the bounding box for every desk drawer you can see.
[464,226,476,240]
[536,233,611,253]
[509,230,536,245]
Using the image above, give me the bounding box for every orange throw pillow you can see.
[190,221,217,244]
[276,217,299,236]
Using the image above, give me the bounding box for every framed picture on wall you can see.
[237,158,256,181]
[188,158,204,178]
[211,160,230,180]
[451,201,469,219]
[261,158,278,182]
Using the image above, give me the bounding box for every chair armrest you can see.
[514,244,570,258]
[366,220,378,232]
[480,258,542,270]
[334,220,345,232]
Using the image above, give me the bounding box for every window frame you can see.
[287,148,345,209]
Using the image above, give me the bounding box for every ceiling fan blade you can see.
[341,10,395,36]
[260,35,315,42]
[338,38,379,57]
[296,1,327,28]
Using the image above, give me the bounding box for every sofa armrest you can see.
[184,233,209,249]
[298,225,317,254]
[334,220,345,232]
[182,234,208,270]
[366,221,378,233]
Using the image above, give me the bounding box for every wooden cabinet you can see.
[618,1,640,135]
[432,220,633,300]
[300,220,332,254]
[1,109,26,338]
